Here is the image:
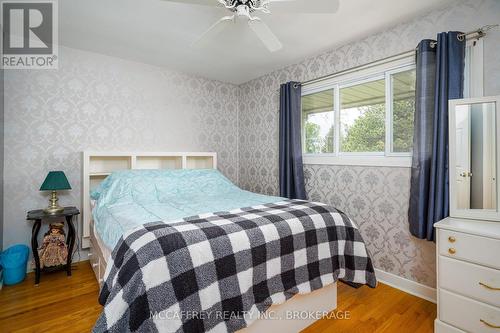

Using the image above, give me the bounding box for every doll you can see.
[38,223,68,268]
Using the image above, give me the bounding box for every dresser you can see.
[435,217,500,332]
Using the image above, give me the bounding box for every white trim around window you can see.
[303,154,412,167]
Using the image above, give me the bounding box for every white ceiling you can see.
[59,0,453,85]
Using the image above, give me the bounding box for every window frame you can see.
[301,54,416,167]
[338,74,386,157]
[301,88,335,154]
[386,65,417,157]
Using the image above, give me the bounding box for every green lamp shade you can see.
[40,171,71,191]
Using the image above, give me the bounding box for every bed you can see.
[84,152,376,333]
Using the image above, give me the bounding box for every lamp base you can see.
[43,206,64,215]
[43,191,64,215]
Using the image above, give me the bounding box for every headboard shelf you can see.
[89,172,112,177]
[89,156,132,174]
[82,151,217,248]
[135,156,183,169]
[186,155,215,169]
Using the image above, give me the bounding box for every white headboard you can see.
[81,151,217,248]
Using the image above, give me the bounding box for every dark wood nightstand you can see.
[26,207,80,285]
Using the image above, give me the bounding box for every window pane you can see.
[392,69,416,153]
[302,90,334,153]
[340,79,385,153]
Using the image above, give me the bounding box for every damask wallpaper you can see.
[3,0,500,288]
[3,46,239,252]
[238,0,500,288]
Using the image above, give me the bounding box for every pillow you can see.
[90,169,234,205]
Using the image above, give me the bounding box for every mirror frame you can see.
[449,95,500,221]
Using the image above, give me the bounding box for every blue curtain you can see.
[279,82,306,199]
[409,32,465,241]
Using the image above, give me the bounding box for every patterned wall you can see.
[238,0,500,288]
[4,0,500,287]
[3,46,239,250]
[305,165,436,285]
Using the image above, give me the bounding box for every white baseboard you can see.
[374,268,437,303]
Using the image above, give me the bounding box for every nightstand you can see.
[26,207,80,285]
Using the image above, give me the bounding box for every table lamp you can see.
[40,171,71,214]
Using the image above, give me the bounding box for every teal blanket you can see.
[91,169,283,249]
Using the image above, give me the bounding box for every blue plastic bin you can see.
[0,245,29,285]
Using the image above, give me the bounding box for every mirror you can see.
[450,96,500,221]
[455,102,496,209]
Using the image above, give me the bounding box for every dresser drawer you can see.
[435,320,464,333]
[440,289,500,333]
[438,229,500,269]
[439,256,500,307]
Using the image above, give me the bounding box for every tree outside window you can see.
[301,68,416,155]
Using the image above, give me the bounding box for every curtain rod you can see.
[461,24,498,39]
[428,24,499,47]
[295,24,498,88]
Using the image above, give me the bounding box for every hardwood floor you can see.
[303,281,436,333]
[0,261,436,332]
[0,261,100,332]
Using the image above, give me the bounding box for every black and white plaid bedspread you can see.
[94,200,376,333]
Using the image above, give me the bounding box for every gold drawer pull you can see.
[448,236,456,243]
[480,319,500,328]
[479,282,500,291]
[448,248,456,255]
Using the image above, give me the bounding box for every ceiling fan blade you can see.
[265,0,339,13]
[192,15,234,48]
[248,19,282,53]
[161,0,222,7]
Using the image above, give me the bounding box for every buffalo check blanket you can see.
[94,200,376,333]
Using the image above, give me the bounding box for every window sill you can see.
[303,155,412,168]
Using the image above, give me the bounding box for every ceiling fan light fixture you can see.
[161,0,340,52]
[236,5,251,19]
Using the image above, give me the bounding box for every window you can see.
[302,90,334,154]
[302,46,483,167]
[391,69,416,153]
[301,55,416,166]
[340,78,386,153]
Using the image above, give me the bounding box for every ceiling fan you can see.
[161,0,340,52]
